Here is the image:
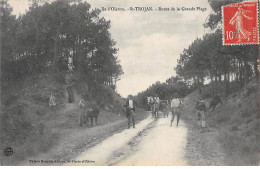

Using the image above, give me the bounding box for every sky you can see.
[8,0,211,97]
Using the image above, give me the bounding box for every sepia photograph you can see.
[0,0,259,166]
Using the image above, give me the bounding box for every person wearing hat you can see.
[154,94,160,117]
[124,95,137,129]
[149,96,156,117]
[147,96,151,111]
[170,93,182,127]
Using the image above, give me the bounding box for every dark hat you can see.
[128,95,133,99]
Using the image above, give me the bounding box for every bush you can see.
[1,105,33,141]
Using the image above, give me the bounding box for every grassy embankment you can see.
[0,73,149,166]
[182,79,259,165]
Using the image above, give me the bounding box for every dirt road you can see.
[66,112,188,166]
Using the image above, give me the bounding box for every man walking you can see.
[124,95,137,129]
[154,95,160,117]
[149,96,155,117]
[170,93,182,127]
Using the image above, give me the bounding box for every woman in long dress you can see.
[229,5,253,42]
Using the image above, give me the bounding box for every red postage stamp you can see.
[222,1,259,45]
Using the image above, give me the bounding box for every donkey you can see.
[79,99,100,127]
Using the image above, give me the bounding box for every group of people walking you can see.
[145,93,209,129]
[147,95,160,118]
[146,93,184,127]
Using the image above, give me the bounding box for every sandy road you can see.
[66,112,188,166]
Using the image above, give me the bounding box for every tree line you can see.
[135,0,259,105]
[176,0,259,97]
[1,0,123,89]
[134,76,193,107]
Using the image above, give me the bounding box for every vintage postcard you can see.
[0,0,259,166]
